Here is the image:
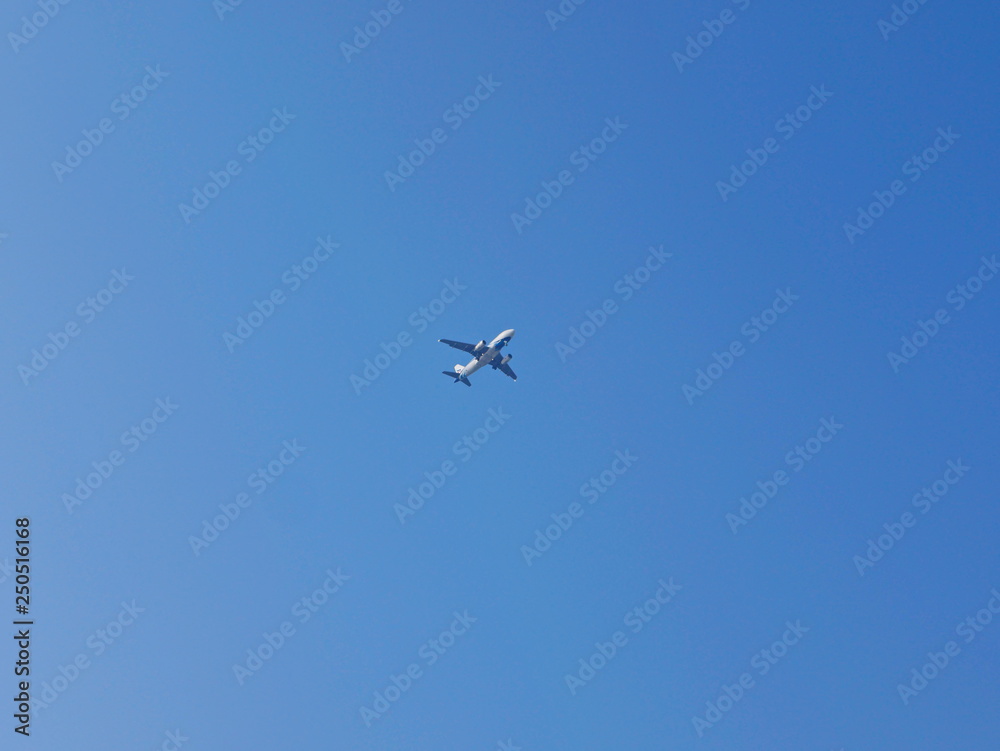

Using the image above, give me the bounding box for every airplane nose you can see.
[505,329,516,338]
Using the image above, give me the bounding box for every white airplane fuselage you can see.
[456,329,515,379]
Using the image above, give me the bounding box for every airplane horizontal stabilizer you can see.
[441,371,472,386]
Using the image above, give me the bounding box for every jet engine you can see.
[473,339,486,353]
[501,354,512,365]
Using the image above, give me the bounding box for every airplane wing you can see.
[438,339,478,354]
[490,355,517,381]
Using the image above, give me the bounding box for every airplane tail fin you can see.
[441,371,472,387]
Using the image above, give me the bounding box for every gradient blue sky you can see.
[3,0,999,748]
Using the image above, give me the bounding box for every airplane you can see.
[439,329,517,386]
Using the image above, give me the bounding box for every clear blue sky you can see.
[3,0,999,748]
